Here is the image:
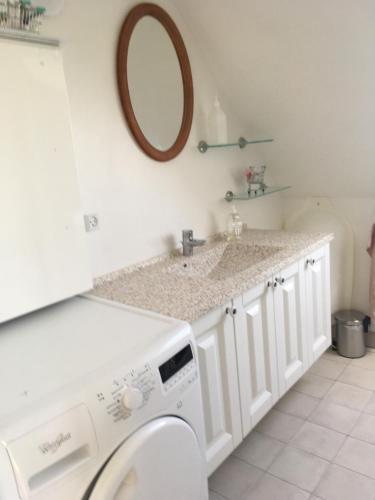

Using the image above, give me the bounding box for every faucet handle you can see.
[182,229,193,240]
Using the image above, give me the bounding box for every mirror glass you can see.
[127,16,184,151]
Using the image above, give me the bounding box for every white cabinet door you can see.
[0,40,92,323]
[193,304,242,475]
[305,244,332,364]
[274,261,308,396]
[233,282,279,436]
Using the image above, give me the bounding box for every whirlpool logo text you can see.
[38,432,72,455]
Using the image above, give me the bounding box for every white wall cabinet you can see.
[0,40,92,323]
[193,243,331,474]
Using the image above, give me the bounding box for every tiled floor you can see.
[209,348,375,500]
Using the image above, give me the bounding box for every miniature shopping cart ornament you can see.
[245,165,267,194]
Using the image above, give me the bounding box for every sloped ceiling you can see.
[173,0,375,197]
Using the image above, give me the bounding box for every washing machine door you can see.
[88,416,206,500]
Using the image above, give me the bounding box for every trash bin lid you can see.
[335,310,366,326]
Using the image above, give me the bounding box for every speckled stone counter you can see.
[92,229,333,323]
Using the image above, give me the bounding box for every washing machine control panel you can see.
[158,343,197,393]
[96,343,197,424]
[98,364,157,423]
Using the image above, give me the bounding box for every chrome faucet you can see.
[182,230,206,257]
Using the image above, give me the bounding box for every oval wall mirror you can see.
[117,3,194,162]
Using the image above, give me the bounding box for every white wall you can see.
[329,199,375,313]
[175,0,375,315]
[43,0,282,278]
[174,0,375,197]
[41,1,374,313]
[283,197,375,315]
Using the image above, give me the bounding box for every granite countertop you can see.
[92,229,333,323]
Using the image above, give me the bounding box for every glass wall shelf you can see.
[198,136,273,153]
[0,29,59,46]
[225,186,291,202]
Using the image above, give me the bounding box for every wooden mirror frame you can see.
[117,3,194,162]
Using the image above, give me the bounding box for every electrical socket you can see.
[84,214,100,232]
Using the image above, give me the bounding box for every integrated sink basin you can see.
[92,229,334,323]
[165,241,283,281]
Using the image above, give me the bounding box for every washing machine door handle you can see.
[87,416,206,500]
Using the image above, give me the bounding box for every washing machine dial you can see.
[121,386,144,411]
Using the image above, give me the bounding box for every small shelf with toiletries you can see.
[0,0,58,46]
[225,164,290,201]
[0,1,45,33]
[198,137,274,153]
[200,95,273,152]
[224,186,291,202]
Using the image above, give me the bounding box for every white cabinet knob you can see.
[121,386,144,410]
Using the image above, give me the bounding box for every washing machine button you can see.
[121,386,144,411]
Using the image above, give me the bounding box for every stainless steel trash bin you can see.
[335,310,366,358]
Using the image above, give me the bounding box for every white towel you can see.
[367,223,375,324]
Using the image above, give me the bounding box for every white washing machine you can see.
[0,296,208,500]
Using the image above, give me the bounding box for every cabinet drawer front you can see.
[194,305,242,475]
[235,282,278,436]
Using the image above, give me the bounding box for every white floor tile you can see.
[350,413,375,445]
[308,400,360,434]
[209,491,227,500]
[363,392,375,415]
[214,350,375,500]
[350,351,375,371]
[255,409,305,443]
[315,463,375,500]
[322,349,351,365]
[309,358,346,380]
[339,365,375,391]
[290,422,346,461]
[276,390,319,419]
[233,431,284,470]
[208,456,262,500]
[243,473,309,500]
[334,437,375,479]
[269,446,329,492]
[293,373,334,399]
[324,381,372,411]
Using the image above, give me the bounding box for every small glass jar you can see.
[32,6,45,33]
[227,205,243,241]
[20,0,32,30]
